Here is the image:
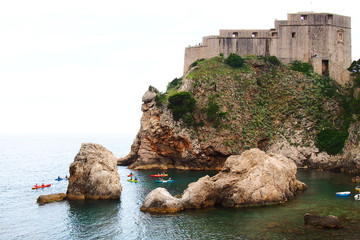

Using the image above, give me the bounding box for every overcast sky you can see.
[0,0,358,135]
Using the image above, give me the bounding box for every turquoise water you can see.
[0,135,360,239]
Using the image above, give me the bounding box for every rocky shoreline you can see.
[140,148,307,213]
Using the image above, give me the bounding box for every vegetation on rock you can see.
[168,91,197,126]
[225,53,245,68]
[152,54,358,155]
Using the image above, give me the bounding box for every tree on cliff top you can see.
[168,92,196,123]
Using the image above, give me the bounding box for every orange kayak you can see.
[151,174,168,177]
[32,184,51,189]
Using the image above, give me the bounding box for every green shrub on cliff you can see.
[289,61,313,76]
[225,53,245,68]
[168,91,196,123]
[348,59,360,87]
[266,56,281,66]
[167,77,182,93]
[206,100,220,122]
[315,128,348,155]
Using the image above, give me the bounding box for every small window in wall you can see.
[252,32,258,37]
[338,29,344,43]
[322,60,329,76]
[301,15,307,20]
[271,32,278,37]
[232,32,238,37]
[292,32,296,38]
[328,14,333,20]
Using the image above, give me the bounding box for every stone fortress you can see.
[184,12,351,84]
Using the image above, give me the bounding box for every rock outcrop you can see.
[304,213,342,229]
[140,188,184,213]
[140,148,306,213]
[118,89,229,170]
[67,143,122,200]
[37,193,67,205]
[267,120,360,173]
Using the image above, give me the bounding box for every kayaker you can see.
[41,183,44,187]
[65,175,68,179]
[130,176,133,180]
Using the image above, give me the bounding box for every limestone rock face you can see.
[181,175,217,208]
[267,120,360,173]
[67,143,122,200]
[304,213,342,229]
[341,121,360,173]
[37,193,67,204]
[212,149,306,207]
[140,188,184,213]
[118,90,229,170]
[141,148,306,213]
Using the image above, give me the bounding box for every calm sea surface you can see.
[0,134,360,240]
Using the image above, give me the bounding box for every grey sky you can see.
[0,0,358,134]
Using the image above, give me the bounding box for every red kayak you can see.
[32,184,51,189]
[151,174,168,178]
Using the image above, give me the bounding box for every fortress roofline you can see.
[184,12,351,84]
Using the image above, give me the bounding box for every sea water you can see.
[0,134,360,240]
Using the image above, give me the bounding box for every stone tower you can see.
[184,12,351,84]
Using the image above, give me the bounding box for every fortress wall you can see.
[184,36,221,74]
[219,38,269,57]
[184,37,272,74]
[183,12,351,84]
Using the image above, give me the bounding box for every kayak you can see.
[155,179,174,183]
[32,184,51,189]
[355,194,360,201]
[355,186,360,192]
[151,174,168,178]
[127,179,138,183]
[336,191,351,197]
[55,177,69,181]
[127,174,134,177]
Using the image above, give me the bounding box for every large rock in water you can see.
[67,143,122,200]
[141,148,306,213]
[37,193,67,205]
[140,188,184,213]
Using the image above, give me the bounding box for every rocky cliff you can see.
[119,56,359,172]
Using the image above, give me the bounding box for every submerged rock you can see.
[37,193,67,204]
[304,213,342,229]
[67,143,122,200]
[141,148,307,213]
